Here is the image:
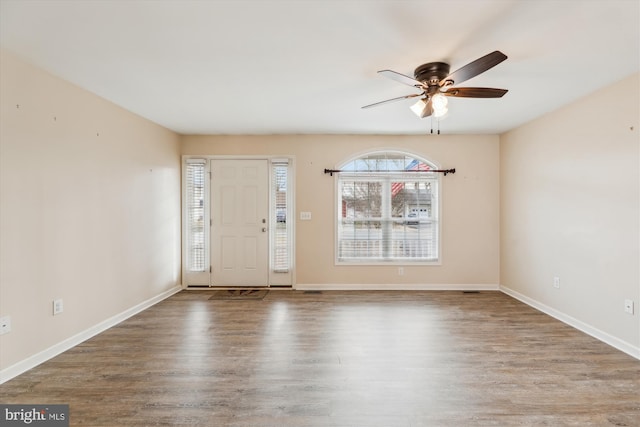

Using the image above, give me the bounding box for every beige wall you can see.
[500,73,640,350]
[0,50,182,372]
[182,134,501,287]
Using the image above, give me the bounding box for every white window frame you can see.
[334,150,441,266]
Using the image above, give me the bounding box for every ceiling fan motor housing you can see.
[414,62,450,86]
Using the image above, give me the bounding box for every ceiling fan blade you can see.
[443,87,508,98]
[361,92,422,109]
[377,69,424,88]
[442,51,507,86]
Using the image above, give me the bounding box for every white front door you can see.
[211,159,269,286]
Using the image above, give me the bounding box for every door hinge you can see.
[210,218,212,226]
[209,266,212,273]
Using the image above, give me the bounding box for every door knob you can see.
[262,227,267,232]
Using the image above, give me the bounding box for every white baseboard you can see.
[294,283,500,291]
[500,285,640,360]
[0,285,182,384]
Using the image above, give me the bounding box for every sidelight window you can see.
[271,159,291,274]
[185,160,207,273]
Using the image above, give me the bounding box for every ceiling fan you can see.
[362,50,508,119]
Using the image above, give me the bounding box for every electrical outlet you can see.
[553,277,560,289]
[624,299,634,315]
[0,315,11,335]
[53,299,64,315]
[398,267,404,276]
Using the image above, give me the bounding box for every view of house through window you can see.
[336,151,439,263]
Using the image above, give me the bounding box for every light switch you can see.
[300,212,312,220]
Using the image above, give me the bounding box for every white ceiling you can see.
[1,0,638,135]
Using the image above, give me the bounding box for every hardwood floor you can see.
[2,290,639,426]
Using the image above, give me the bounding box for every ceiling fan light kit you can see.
[430,93,448,118]
[410,99,428,117]
[363,50,509,130]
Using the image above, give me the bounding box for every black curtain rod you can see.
[323,168,456,176]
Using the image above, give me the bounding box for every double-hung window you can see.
[336,151,439,264]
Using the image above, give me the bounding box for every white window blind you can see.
[185,160,206,272]
[337,153,439,263]
[272,161,289,272]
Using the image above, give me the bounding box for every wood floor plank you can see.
[1,290,639,426]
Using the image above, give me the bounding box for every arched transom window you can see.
[336,151,440,264]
